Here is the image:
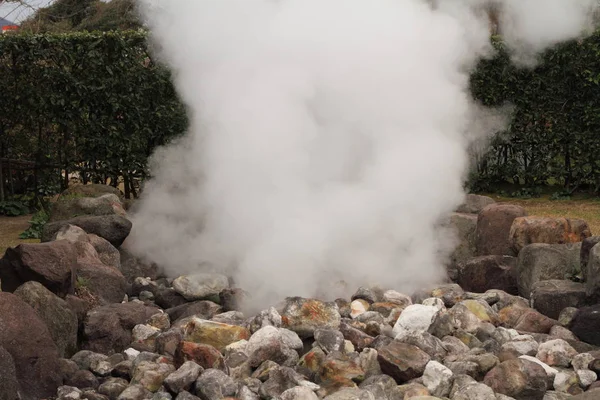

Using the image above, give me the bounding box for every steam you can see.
[128,0,597,310]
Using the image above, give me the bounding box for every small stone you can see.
[132,325,161,351]
[163,361,202,394]
[139,291,155,302]
[244,307,282,333]
[558,307,578,327]
[57,386,82,400]
[280,297,341,339]
[246,326,302,368]
[501,335,539,357]
[90,358,114,377]
[350,299,369,319]
[175,342,226,371]
[351,287,378,304]
[279,386,319,400]
[518,355,559,378]
[156,330,183,358]
[314,329,345,354]
[131,361,175,392]
[572,353,595,371]
[116,384,151,400]
[423,360,453,398]
[148,313,171,331]
[194,369,237,400]
[377,341,431,383]
[182,318,250,351]
[124,348,141,361]
[172,273,229,301]
[549,325,578,341]
[66,370,99,390]
[553,370,583,395]
[382,290,412,307]
[112,360,133,379]
[536,339,578,367]
[392,304,439,338]
[577,369,597,388]
[98,377,129,399]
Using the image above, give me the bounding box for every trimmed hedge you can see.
[470,34,600,195]
[0,30,187,198]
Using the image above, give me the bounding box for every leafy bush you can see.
[19,209,50,239]
[0,201,30,216]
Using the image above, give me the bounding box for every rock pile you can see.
[1,189,600,400]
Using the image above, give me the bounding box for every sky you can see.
[0,0,53,23]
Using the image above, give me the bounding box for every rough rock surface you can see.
[509,216,591,254]
[42,215,133,247]
[476,204,527,256]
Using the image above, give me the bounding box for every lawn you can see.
[0,214,39,256]
[483,194,600,235]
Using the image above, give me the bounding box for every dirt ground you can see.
[0,215,39,255]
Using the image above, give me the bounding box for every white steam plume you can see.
[128,0,597,310]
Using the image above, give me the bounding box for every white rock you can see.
[172,273,229,301]
[492,327,520,345]
[57,386,82,400]
[344,340,355,354]
[124,348,140,361]
[423,360,454,398]
[543,391,572,400]
[392,304,439,338]
[536,339,578,367]
[350,300,368,319]
[518,355,559,378]
[453,381,495,400]
[502,335,539,356]
[572,352,595,371]
[577,369,597,388]
[422,297,446,310]
[280,386,319,400]
[132,324,160,341]
[553,370,579,393]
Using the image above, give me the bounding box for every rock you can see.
[553,370,582,395]
[338,321,374,351]
[392,304,439,338]
[509,216,591,254]
[280,297,342,339]
[530,280,587,319]
[175,342,226,371]
[377,341,431,383]
[118,249,160,284]
[457,194,495,214]
[314,329,346,354]
[484,358,548,400]
[476,204,527,256]
[451,375,495,400]
[570,304,600,346]
[518,355,558,378]
[182,318,250,351]
[132,324,161,352]
[319,351,365,385]
[219,287,248,312]
[246,325,302,367]
[76,252,128,304]
[194,369,237,400]
[447,213,478,271]
[55,224,91,243]
[350,299,369,319]
[131,361,175,392]
[577,369,597,388]
[50,194,125,222]
[581,237,600,280]
[536,339,578,367]
[171,274,229,301]
[569,389,600,400]
[423,360,453,398]
[43,215,133,247]
[98,377,129,399]
[516,243,581,299]
[0,346,18,400]
[457,255,518,295]
[0,292,63,399]
[260,366,318,398]
[156,329,183,358]
[71,350,108,370]
[0,240,76,295]
[166,301,222,323]
[116,384,151,400]
[322,388,374,400]
[164,361,202,394]
[66,369,99,389]
[245,307,282,333]
[382,290,412,307]
[280,386,319,400]
[83,302,161,354]
[88,234,121,270]
[61,184,124,201]
[351,287,378,304]
[501,335,539,357]
[584,243,600,301]
[13,280,78,358]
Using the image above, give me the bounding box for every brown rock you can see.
[476,204,527,256]
[377,341,430,383]
[457,255,518,295]
[280,297,341,339]
[175,341,226,370]
[339,321,374,351]
[0,241,76,295]
[510,216,591,254]
[456,194,496,214]
[0,292,62,399]
[484,358,548,400]
[183,318,250,351]
[530,280,587,320]
[447,213,478,270]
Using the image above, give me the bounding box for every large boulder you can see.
[76,258,128,304]
[14,281,78,358]
[61,183,124,200]
[0,346,18,400]
[42,215,133,247]
[476,204,527,256]
[509,216,591,254]
[0,240,76,295]
[583,243,600,301]
[530,280,587,320]
[516,243,581,299]
[570,305,600,346]
[0,292,63,400]
[83,302,161,354]
[446,213,477,274]
[456,194,495,214]
[456,255,518,295]
[49,193,125,222]
[580,236,600,281]
[88,234,121,270]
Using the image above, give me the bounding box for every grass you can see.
[0,214,40,256]
[482,194,600,235]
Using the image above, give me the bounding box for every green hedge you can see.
[0,30,187,199]
[470,33,600,195]
[1,30,600,200]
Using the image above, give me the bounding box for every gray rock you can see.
[0,346,18,400]
[457,255,518,295]
[530,280,587,319]
[447,212,478,273]
[43,215,133,247]
[314,329,346,354]
[536,339,578,367]
[57,385,83,400]
[584,243,600,301]
[279,386,319,400]
[457,194,495,214]
[244,307,282,334]
[280,297,341,339]
[246,325,302,367]
[516,243,581,299]
[377,341,431,383]
[322,388,374,400]
[423,360,453,397]
[119,249,160,284]
[49,194,124,222]
[88,234,121,270]
[174,392,199,400]
[172,274,229,301]
[116,384,152,400]
[163,361,202,394]
[260,366,319,399]
[14,281,78,358]
[98,378,129,400]
[580,237,600,280]
[194,369,237,400]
